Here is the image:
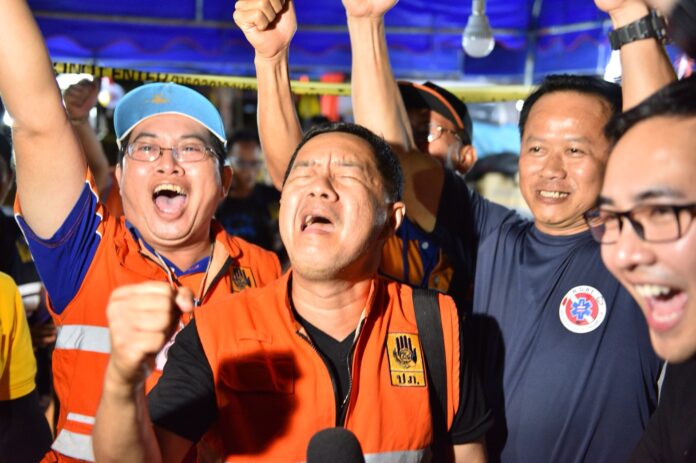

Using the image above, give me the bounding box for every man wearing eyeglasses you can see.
[0,3,282,461]
[589,76,696,462]
[215,129,284,262]
[379,81,477,306]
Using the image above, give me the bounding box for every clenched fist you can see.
[234,0,297,60]
[106,282,194,386]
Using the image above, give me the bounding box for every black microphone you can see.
[306,427,365,463]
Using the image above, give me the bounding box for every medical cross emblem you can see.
[559,286,607,334]
[571,297,593,321]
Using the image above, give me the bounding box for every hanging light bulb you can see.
[462,0,495,58]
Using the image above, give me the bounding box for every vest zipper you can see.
[295,331,342,426]
[339,317,367,426]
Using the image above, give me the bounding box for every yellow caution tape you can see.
[53,62,534,102]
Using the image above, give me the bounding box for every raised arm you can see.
[63,79,112,196]
[595,0,676,109]
[234,0,301,190]
[345,0,444,232]
[0,0,86,237]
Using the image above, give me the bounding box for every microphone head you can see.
[306,427,365,463]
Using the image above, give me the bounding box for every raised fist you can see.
[106,282,194,385]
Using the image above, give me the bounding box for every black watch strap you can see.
[609,10,669,50]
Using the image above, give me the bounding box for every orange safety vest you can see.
[195,272,461,463]
[43,208,281,463]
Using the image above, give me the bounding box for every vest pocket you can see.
[219,356,294,394]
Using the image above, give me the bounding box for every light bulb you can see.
[462,12,495,58]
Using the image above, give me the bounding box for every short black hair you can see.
[605,76,696,145]
[519,75,622,136]
[227,129,260,150]
[282,122,404,202]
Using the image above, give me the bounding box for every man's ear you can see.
[221,165,234,197]
[379,201,407,240]
[456,145,478,175]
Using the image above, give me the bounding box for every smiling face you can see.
[115,114,231,254]
[519,91,612,236]
[279,131,404,281]
[601,116,696,363]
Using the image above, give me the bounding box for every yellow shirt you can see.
[0,272,37,400]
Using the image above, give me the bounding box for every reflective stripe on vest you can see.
[225,449,427,463]
[55,325,111,353]
[364,449,427,463]
[52,429,95,462]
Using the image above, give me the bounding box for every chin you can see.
[651,335,696,363]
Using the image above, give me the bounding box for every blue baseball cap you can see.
[114,83,226,148]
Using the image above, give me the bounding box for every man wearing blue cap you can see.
[0,2,281,461]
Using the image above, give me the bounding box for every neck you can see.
[291,273,374,341]
[534,219,589,237]
[151,237,212,271]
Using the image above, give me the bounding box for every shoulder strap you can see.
[412,287,450,460]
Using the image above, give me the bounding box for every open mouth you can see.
[634,284,688,332]
[538,190,570,200]
[300,213,333,232]
[152,183,187,214]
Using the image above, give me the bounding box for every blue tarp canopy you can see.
[30,0,617,82]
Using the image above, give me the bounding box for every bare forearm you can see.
[610,4,676,109]
[348,16,412,150]
[94,366,162,463]
[348,13,443,231]
[256,51,302,190]
[72,121,111,195]
[454,440,487,463]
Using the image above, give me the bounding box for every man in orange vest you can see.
[93,122,491,462]
[0,2,281,461]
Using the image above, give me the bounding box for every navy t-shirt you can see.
[434,170,662,463]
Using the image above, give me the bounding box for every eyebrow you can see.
[292,158,366,170]
[131,132,209,144]
[523,135,593,144]
[598,187,687,207]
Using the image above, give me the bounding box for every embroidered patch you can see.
[386,333,426,387]
[559,285,607,334]
[150,94,169,104]
[231,266,256,292]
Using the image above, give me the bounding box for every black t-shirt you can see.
[148,314,492,446]
[294,313,354,423]
[629,355,696,462]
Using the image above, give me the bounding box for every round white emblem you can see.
[559,285,607,334]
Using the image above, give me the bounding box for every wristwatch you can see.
[609,10,669,50]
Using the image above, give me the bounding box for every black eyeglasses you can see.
[583,203,696,244]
